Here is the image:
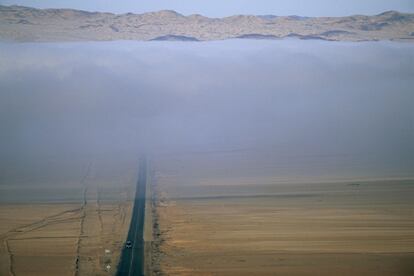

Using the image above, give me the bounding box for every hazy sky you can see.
[1,0,414,16]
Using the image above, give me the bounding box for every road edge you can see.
[143,161,153,276]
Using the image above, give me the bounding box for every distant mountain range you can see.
[1,5,414,42]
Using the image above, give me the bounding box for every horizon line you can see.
[1,4,411,19]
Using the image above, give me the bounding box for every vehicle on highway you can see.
[125,240,132,249]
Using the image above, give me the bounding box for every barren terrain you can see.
[151,155,414,275]
[1,5,414,42]
[0,160,137,276]
[0,199,132,276]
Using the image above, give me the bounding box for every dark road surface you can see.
[117,157,147,276]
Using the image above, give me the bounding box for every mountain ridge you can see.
[1,5,413,42]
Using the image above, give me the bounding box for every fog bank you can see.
[0,40,413,187]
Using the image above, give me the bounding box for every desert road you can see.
[117,157,147,276]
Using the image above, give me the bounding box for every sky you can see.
[0,0,414,17]
[1,40,414,189]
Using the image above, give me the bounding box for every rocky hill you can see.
[1,5,413,42]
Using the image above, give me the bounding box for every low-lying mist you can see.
[0,40,413,190]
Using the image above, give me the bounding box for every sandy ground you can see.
[0,157,140,276]
[155,197,414,275]
[0,193,132,276]
[151,156,414,275]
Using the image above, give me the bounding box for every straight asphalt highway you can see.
[117,156,147,276]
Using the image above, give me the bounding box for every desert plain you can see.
[151,153,414,276]
[0,160,137,276]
